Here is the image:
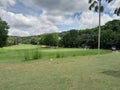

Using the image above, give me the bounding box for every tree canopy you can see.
[39,33,59,46]
[60,19,120,49]
[0,18,9,47]
[7,19,120,49]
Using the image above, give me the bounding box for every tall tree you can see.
[60,30,79,48]
[0,18,9,47]
[88,0,120,54]
[40,33,59,46]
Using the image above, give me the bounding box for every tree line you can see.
[6,19,120,49]
[60,20,120,49]
[0,18,120,49]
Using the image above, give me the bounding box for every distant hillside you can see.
[7,19,120,48]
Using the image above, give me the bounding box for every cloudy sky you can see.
[0,0,120,36]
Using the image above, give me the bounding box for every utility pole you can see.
[98,0,101,55]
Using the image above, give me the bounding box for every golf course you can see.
[0,44,120,90]
[0,0,120,89]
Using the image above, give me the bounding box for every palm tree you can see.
[88,0,120,55]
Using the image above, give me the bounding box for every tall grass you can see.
[32,49,42,60]
[24,50,31,61]
[56,53,64,58]
[24,49,42,61]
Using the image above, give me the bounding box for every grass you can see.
[2,44,38,50]
[0,52,120,90]
[0,44,119,90]
[0,44,110,63]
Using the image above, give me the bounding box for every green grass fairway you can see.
[0,53,120,90]
[0,44,110,63]
[0,45,119,90]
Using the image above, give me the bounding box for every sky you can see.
[0,0,120,36]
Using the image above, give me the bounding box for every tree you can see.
[104,20,120,32]
[30,37,39,45]
[0,18,9,47]
[60,30,79,48]
[101,30,114,49]
[79,29,98,48]
[88,0,120,54]
[40,33,59,46]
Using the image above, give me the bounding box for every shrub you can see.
[56,53,65,58]
[56,53,60,58]
[24,51,31,61]
[24,49,42,61]
[32,49,42,60]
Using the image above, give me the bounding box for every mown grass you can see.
[2,44,38,50]
[0,44,110,63]
[0,52,120,90]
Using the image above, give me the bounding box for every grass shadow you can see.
[102,70,120,78]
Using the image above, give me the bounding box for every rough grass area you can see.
[0,52,120,90]
[0,45,118,90]
[0,44,110,63]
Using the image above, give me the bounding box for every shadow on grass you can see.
[102,70,120,78]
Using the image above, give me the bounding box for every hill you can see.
[7,19,120,49]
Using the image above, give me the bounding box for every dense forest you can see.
[7,19,120,49]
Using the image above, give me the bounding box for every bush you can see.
[56,53,60,58]
[24,49,42,61]
[24,51,31,61]
[56,53,65,58]
[32,50,42,60]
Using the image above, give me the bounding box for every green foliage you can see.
[88,0,120,16]
[114,8,120,16]
[7,36,20,46]
[101,30,120,49]
[7,37,15,46]
[100,6,104,12]
[56,53,61,58]
[7,36,41,46]
[60,19,120,49]
[40,33,59,46]
[106,0,113,3]
[30,37,39,45]
[0,18,9,47]
[60,29,98,48]
[56,53,64,58]
[24,49,42,61]
[60,30,79,48]
[104,20,120,32]
[32,49,42,60]
[24,51,31,61]
[6,19,120,50]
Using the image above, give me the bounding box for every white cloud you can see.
[1,8,119,36]
[9,28,30,36]
[66,11,120,29]
[107,0,120,14]
[0,9,60,36]
[108,0,120,9]
[20,0,89,15]
[0,0,120,36]
[0,0,16,8]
